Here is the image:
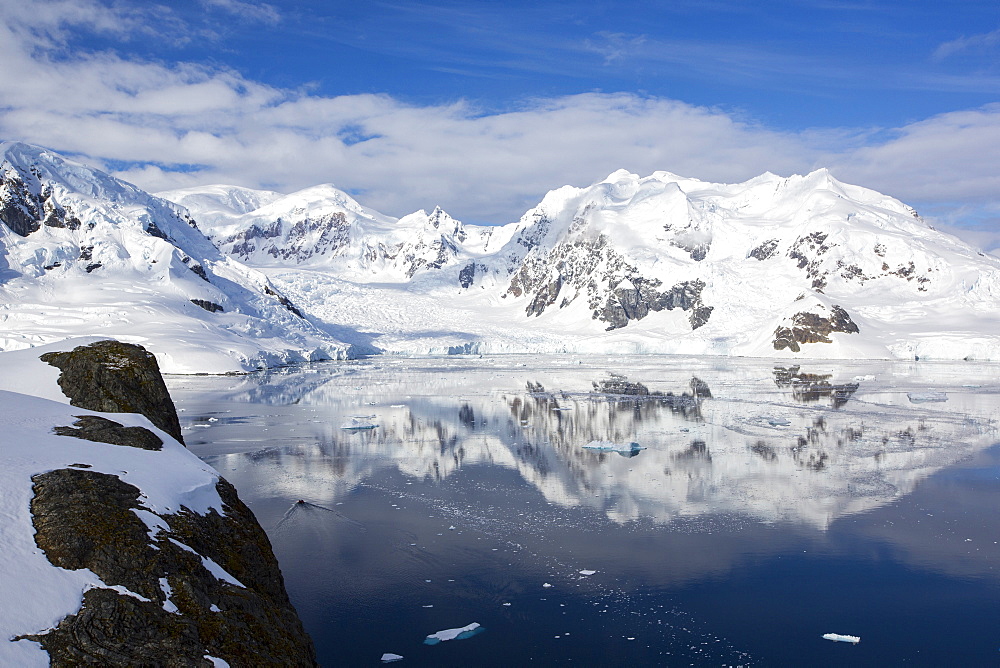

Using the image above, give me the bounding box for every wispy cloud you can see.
[200,0,280,25]
[584,32,648,65]
[933,27,1000,61]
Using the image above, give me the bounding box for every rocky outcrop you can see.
[40,340,184,443]
[19,470,316,666]
[773,305,860,352]
[14,340,318,666]
[595,278,713,331]
[748,239,780,261]
[191,299,225,313]
[53,415,164,450]
[506,232,714,331]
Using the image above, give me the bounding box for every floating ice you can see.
[340,416,377,430]
[822,633,860,644]
[907,392,948,403]
[381,652,404,663]
[542,583,553,588]
[582,441,645,456]
[424,622,483,645]
[767,417,791,426]
[853,375,876,382]
[579,569,596,576]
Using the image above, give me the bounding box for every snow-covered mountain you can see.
[0,142,352,373]
[3,140,998,366]
[157,184,514,281]
[165,167,1000,360]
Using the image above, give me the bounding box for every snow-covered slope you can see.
[168,168,1000,360]
[0,142,353,373]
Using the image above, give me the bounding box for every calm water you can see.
[167,356,1000,666]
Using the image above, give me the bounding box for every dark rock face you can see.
[458,262,477,288]
[181,256,211,282]
[773,305,860,353]
[748,239,780,261]
[788,231,834,290]
[263,284,305,318]
[506,232,714,331]
[19,469,317,666]
[54,415,164,450]
[40,340,184,444]
[596,278,713,331]
[222,212,352,264]
[145,221,171,241]
[191,299,224,313]
[1,163,82,236]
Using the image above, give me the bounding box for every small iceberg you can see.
[424,622,483,645]
[380,653,404,663]
[582,441,645,457]
[767,417,791,427]
[907,392,947,403]
[822,633,860,644]
[579,569,596,576]
[340,416,377,430]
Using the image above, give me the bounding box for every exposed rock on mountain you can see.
[772,304,860,353]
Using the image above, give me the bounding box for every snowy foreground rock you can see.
[0,338,317,666]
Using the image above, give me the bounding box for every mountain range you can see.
[3,140,999,371]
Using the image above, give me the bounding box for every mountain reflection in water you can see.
[168,356,1000,667]
[171,356,998,530]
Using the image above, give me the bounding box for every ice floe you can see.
[424,622,483,645]
[907,392,948,403]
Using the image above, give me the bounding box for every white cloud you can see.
[933,27,1000,61]
[0,0,998,246]
[827,105,1000,204]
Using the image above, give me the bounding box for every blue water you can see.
[168,356,1000,666]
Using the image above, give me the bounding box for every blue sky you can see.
[1,0,998,250]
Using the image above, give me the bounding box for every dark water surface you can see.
[167,356,1000,666]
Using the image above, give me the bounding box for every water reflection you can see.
[170,357,999,531]
[167,358,1000,666]
[773,365,861,407]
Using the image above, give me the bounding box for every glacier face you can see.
[164,166,1000,360]
[0,142,353,373]
[2,140,999,368]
